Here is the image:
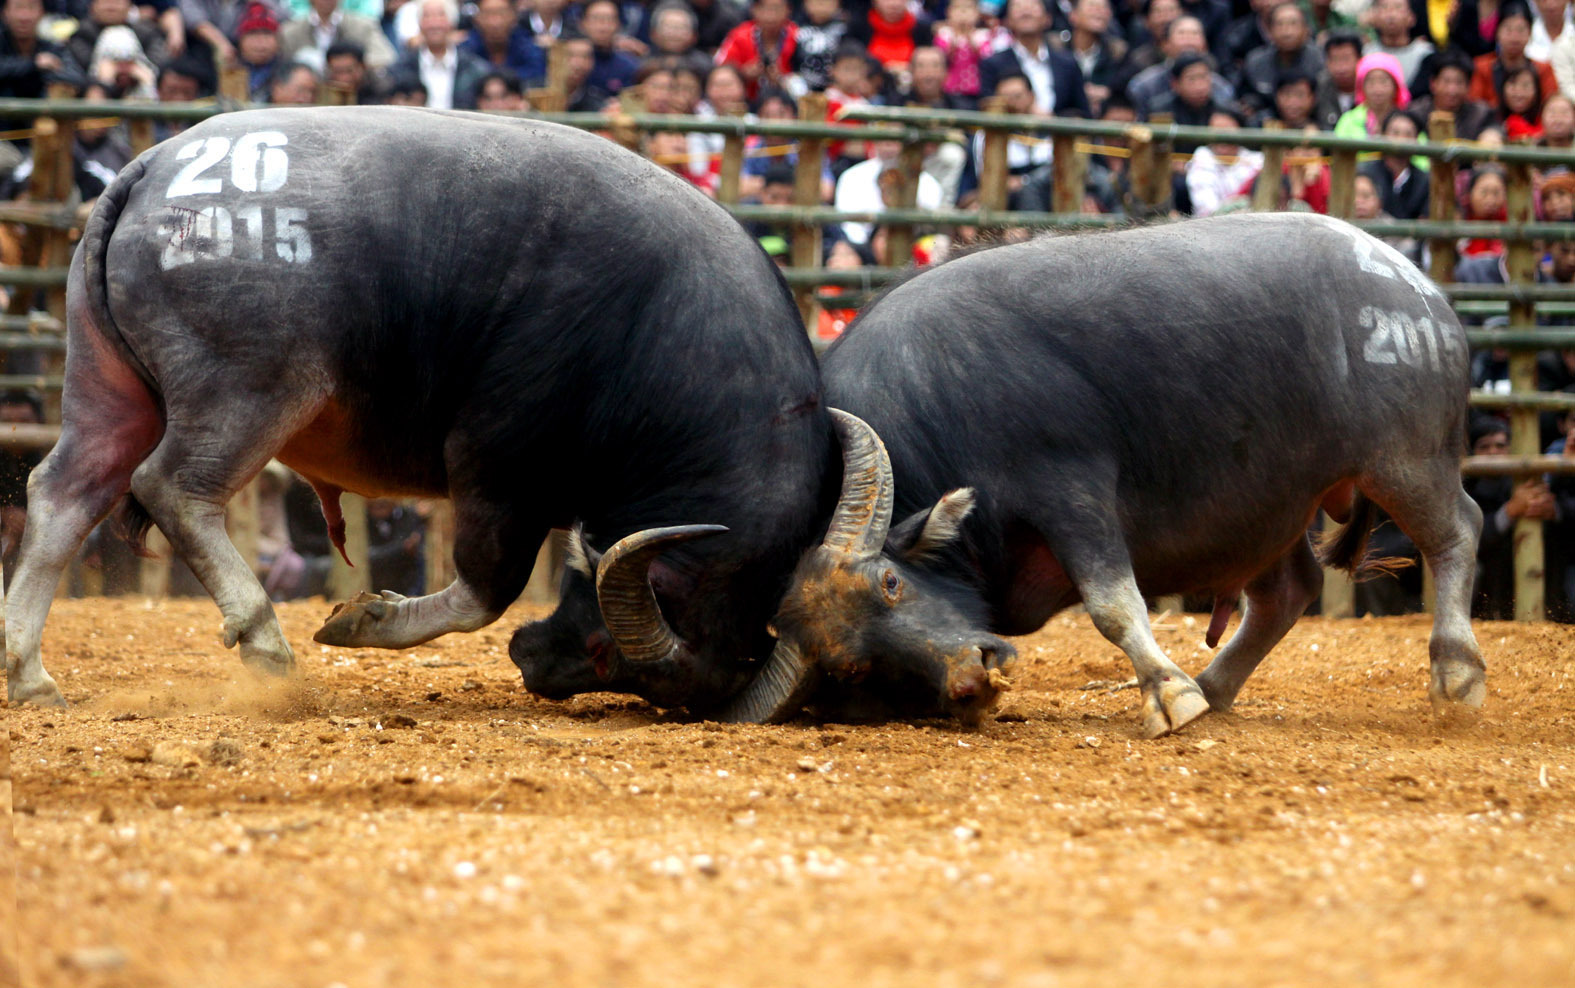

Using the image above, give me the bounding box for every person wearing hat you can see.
[278,0,396,74]
[1540,169,1575,219]
[69,0,168,75]
[1334,50,1413,141]
[231,2,280,94]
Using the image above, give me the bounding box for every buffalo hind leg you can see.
[1368,470,1487,711]
[314,494,540,649]
[130,435,298,678]
[1195,537,1324,712]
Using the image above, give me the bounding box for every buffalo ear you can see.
[887,488,977,563]
[565,524,601,579]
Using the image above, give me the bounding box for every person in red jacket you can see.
[714,0,798,100]
[849,0,935,74]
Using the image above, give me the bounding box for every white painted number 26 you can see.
[166,131,290,198]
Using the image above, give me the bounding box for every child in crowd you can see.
[1462,166,1510,256]
[934,0,994,100]
[714,0,799,101]
[825,41,873,171]
[1500,63,1545,139]
[792,0,849,93]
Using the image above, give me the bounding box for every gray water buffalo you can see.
[4,106,1016,720]
[754,213,1486,736]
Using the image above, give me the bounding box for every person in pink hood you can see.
[1334,51,1411,138]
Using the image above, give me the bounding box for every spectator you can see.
[1451,0,1506,60]
[1335,50,1409,137]
[648,0,713,79]
[1471,2,1558,109]
[1186,108,1262,215]
[1461,164,1510,255]
[325,40,387,102]
[392,0,488,109]
[580,0,638,96]
[474,66,526,109]
[1055,0,1127,116]
[971,70,1050,198]
[1,0,85,105]
[1125,15,1231,117]
[1541,168,1575,218]
[268,58,318,101]
[1501,61,1547,136]
[979,0,1091,116]
[1528,0,1573,61]
[560,34,612,111]
[1117,0,1181,92]
[933,0,991,102]
[834,137,942,245]
[89,25,157,98]
[526,0,570,49]
[1217,0,1275,86]
[234,3,279,96]
[386,71,426,104]
[1147,48,1219,127]
[1354,169,1424,262]
[279,0,396,75]
[1358,109,1431,218]
[1410,47,1496,139]
[634,58,678,111]
[366,499,425,596]
[1541,90,1575,146]
[788,0,846,94]
[1305,0,1361,38]
[152,55,210,139]
[690,0,744,52]
[456,0,544,87]
[715,0,796,100]
[824,40,872,170]
[70,0,167,79]
[905,43,971,109]
[1315,28,1361,128]
[1270,66,1317,127]
[1239,2,1322,121]
[847,0,931,76]
[1461,415,1565,619]
[1366,0,1434,88]
[1014,93,1138,213]
[175,0,261,67]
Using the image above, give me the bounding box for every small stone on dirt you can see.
[121,746,152,764]
[1076,736,1102,749]
[425,691,444,702]
[150,742,203,768]
[207,739,244,766]
[460,679,483,692]
[65,946,127,972]
[110,711,140,722]
[1194,740,1221,753]
[381,714,418,729]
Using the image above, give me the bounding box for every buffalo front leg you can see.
[314,494,541,650]
[1075,561,1210,738]
[1195,537,1324,712]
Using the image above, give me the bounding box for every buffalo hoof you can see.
[313,591,407,648]
[1429,660,1486,714]
[8,672,67,708]
[1140,675,1210,739]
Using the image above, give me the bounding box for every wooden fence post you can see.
[792,93,827,331]
[128,117,155,155]
[1506,161,1545,621]
[1050,133,1084,214]
[885,138,924,265]
[977,97,1009,223]
[523,531,565,605]
[1145,113,1173,210]
[326,494,371,600]
[219,66,250,103]
[424,500,455,594]
[1327,150,1357,219]
[1252,120,1284,211]
[717,130,745,205]
[1426,112,1459,286]
[1127,124,1155,215]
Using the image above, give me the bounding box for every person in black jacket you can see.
[1357,109,1431,219]
[0,0,86,152]
[978,0,1091,116]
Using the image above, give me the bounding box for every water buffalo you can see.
[5,106,1014,719]
[756,213,1486,736]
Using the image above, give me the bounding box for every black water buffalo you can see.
[756,213,1487,737]
[4,106,1010,720]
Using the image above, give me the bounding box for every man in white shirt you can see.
[1529,0,1574,62]
[277,0,396,73]
[391,0,488,109]
[834,139,945,246]
[977,0,1092,116]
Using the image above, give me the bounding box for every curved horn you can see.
[595,524,729,665]
[822,409,895,558]
[716,639,820,724]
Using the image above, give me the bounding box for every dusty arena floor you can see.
[6,598,1575,988]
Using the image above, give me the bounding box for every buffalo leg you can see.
[130,434,298,677]
[1368,472,1487,711]
[1050,529,1209,737]
[1195,537,1324,711]
[314,494,540,649]
[6,319,162,706]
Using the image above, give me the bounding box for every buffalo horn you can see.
[595,524,728,665]
[716,639,820,724]
[821,409,895,558]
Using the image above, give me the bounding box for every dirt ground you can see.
[6,598,1574,988]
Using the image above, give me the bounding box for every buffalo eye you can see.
[880,569,902,601]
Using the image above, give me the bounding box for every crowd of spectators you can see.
[4,0,1575,615]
